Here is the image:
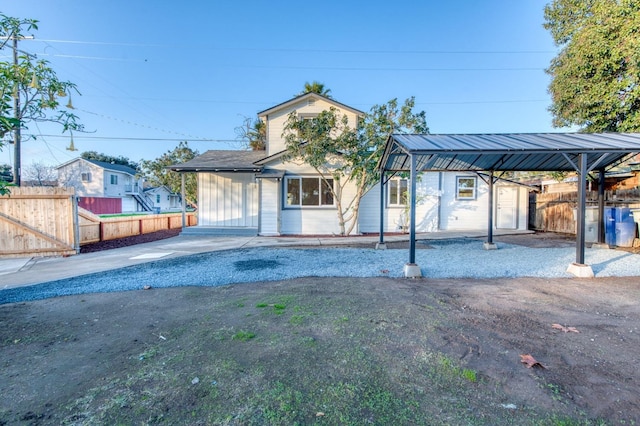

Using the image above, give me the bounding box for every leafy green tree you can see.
[80,151,138,170]
[139,141,199,208]
[299,81,332,98]
[544,0,640,131]
[1,13,83,188]
[283,97,428,235]
[235,116,266,150]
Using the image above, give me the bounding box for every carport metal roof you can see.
[378,132,640,277]
[381,133,640,173]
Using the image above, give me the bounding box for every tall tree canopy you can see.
[1,13,83,189]
[235,116,266,151]
[299,81,332,98]
[544,0,640,131]
[81,151,138,170]
[138,141,199,208]
[283,97,428,235]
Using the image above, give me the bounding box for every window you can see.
[110,174,118,185]
[156,194,161,203]
[388,178,408,206]
[81,172,91,182]
[456,176,477,200]
[285,177,334,207]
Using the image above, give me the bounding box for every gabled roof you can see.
[381,133,640,173]
[257,92,364,118]
[168,150,266,172]
[56,157,138,176]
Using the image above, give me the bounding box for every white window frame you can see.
[388,178,408,206]
[284,176,334,208]
[81,172,91,182]
[456,176,477,200]
[110,174,118,185]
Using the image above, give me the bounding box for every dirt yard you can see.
[2,270,639,424]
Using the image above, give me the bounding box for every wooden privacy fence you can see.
[1,187,198,258]
[0,187,77,258]
[530,191,640,234]
[79,208,197,245]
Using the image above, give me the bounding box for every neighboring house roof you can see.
[168,150,266,172]
[144,185,178,195]
[257,92,365,118]
[56,158,138,176]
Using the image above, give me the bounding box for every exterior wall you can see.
[439,172,489,230]
[359,173,440,233]
[146,187,181,211]
[264,97,359,155]
[198,172,258,227]
[264,160,361,235]
[58,161,104,196]
[258,178,280,235]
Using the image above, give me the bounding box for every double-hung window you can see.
[110,174,118,185]
[388,178,408,206]
[81,172,91,182]
[456,176,477,200]
[285,176,334,207]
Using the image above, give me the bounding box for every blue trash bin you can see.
[615,221,637,247]
[604,207,616,245]
[615,207,633,223]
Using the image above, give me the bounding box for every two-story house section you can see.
[57,158,153,214]
[171,92,530,236]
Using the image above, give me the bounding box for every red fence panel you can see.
[78,197,122,214]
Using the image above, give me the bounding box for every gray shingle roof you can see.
[168,150,266,172]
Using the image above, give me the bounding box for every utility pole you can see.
[2,34,34,186]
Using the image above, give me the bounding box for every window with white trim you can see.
[285,177,334,207]
[456,176,477,200]
[81,172,91,182]
[110,174,118,185]
[388,178,408,206]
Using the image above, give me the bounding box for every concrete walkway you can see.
[0,230,532,290]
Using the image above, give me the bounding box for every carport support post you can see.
[567,153,594,277]
[181,173,186,229]
[376,170,386,249]
[404,154,422,277]
[483,171,497,250]
[598,168,605,244]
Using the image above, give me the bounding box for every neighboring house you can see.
[171,92,529,235]
[144,185,181,212]
[57,158,153,214]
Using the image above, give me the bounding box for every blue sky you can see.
[1,0,560,168]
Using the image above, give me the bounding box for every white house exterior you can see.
[172,93,529,235]
[57,158,152,213]
[144,186,181,212]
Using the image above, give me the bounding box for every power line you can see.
[23,134,239,142]
[35,38,555,54]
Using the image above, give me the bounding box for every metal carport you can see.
[377,133,640,277]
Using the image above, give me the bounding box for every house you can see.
[57,158,153,214]
[144,185,181,212]
[171,92,530,235]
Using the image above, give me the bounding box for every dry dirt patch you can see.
[1,275,639,425]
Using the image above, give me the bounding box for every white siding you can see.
[259,179,280,235]
[264,98,359,155]
[439,173,488,230]
[359,173,440,233]
[198,172,258,227]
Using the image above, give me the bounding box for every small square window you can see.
[456,176,477,200]
[388,178,408,206]
[81,172,91,182]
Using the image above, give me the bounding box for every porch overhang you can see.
[378,133,640,277]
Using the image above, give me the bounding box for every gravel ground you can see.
[2,238,640,305]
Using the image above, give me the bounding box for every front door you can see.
[496,186,518,229]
